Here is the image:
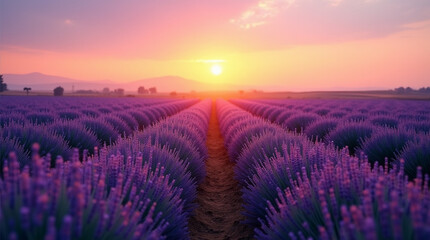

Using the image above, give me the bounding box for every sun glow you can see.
[211,64,223,76]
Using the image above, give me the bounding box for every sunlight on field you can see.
[1,1,430,239]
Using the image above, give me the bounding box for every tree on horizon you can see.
[102,87,110,94]
[23,87,31,95]
[0,75,7,92]
[149,87,157,94]
[114,88,124,96]
[138,86,149,94]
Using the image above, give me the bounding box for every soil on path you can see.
[188,102,254,240]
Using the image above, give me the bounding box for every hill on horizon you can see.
[3,72,245,93]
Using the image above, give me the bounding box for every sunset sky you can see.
[1,0,430,91]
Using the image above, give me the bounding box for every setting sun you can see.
[1,1,430,240]
[211,64,223,76]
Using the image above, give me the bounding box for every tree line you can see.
[0,75,64,96]
[393,86,430,94]
[0,75,158,96]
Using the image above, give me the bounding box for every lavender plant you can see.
[256,159,430,240]
[401,120,430,134]
[223,117,261,147]
[0,137,29,175]
[102,115,133,137]
[115,113,139,131]
[26,112,55,125]
[305,118,338,141]
[228,123,280,161]
[1,124,72,165]
[274,110,299,125]
[235,132,308,185]
[282,113,320,133]
[58,110,81,120]
[81,109,100,118]
[0,114,27,127]
[127,110,151,130]
[314,108,330,116]
[397,138,430,179]
[0,148,168,240]
[243,142,344,228]
[108,139,197,213]
[344,113,368,122]
[326,122,374,155]
[359,128,414,167]
[369,116,399,128]
[156,119,208,157]
[79,117,119,145]
[328,111,347,119]
[135,128,206,184]
[97,107,112,114]
[50,120,100,155]
[140,109,157,123]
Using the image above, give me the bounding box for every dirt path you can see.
[188,102,254,240]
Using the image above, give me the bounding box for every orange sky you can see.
[1,0,430,91]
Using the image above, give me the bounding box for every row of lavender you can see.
[0,98,211,239]
[1,96,198,168]
[217,99,430,239]
[0,96,174,127]
[230,99,430,179]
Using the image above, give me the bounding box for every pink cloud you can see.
[230,0,296,29]
[230,0,430,50]
[1,0,429,59]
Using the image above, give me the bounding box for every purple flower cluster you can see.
[230,99,430,179]
[257,159,430,240]
[1,97,211,239]
[50,120,100,155]
[0,137,29,176]
[1,123,73,166]
[1,96,198,166]
[1,148,168,240]
[400,138,430,179]
[217,99,430,239]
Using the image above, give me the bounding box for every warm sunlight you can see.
[211,64,223,76]
[2,2,430,240]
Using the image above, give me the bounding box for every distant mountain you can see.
[3,72,242,92]
[5,72,84,85]
[5,72,90,91]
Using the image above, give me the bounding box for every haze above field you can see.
[1,0,430,91]
[3,72,246,92]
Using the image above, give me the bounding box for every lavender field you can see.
[0,96,429,239]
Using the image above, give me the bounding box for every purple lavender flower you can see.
[326,121,374,155]
[305,118,338,141]
[397,138,430,179]
[1,123,72,165]
[79,117,119,145]
[359,128,414,167]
